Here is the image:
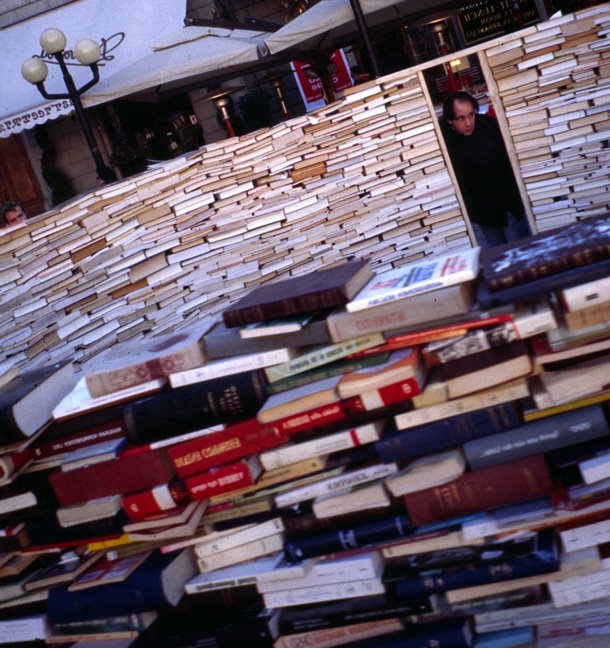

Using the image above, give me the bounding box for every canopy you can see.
[264,0,442,54]
[0,0,186,137]
[81,27,270,107]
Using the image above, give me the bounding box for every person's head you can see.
[442,91,479,137]
[1,201,26,227]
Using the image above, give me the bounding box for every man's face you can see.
[4,206,26,226]
[449,99,477,137]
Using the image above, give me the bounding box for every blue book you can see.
[474,627,534,648]
[47,549,196,623]
[390,530,558,599]
[463,404,610,470]
[375,402,521,463]
[347,617,473,648]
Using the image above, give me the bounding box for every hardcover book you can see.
[47,549,197,622]
[345,248,480,313]
[122,369,269,444]
[239,312,320,338]
[480,212,610,292]
[222,259,373,327]
[0,361,76,442]
[185,455,263,500]
[82,324,209,397]
[68,552,151,591]
[403,455,553,527]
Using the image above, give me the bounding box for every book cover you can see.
[239,312,319,338]
[264,334,385,383]
[169,347,296,388]
[49,447,177,507]
[83,324,209,397]
[262,577,385,608]
[121,481,191,520]
[403,455,553,527]
[345,248,480,313]
[122,369,269,444]
[57,495,123,528]
[167,417,284,478]
[194,517,285,558]
[336,348,421,398]
[33,418,127,459]
[222,259,373,327]
[23,550,102,592]
[480,212,610,292]
[67,552,151,591]
[438,339,529,381]
[326,281,475,342]
[125,499,207,542]
[0,361,76,442]
[59,437,127,472]
[377,401,521,462]
[185,455,262,500]
[463,404,610,471]
[197,533,285,573]
[122,497,199,532]
[559,275,610,312]
[47,549,196,622]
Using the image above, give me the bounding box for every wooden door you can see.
[0,135,45,217]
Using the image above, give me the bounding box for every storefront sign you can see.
[459,0,540,44]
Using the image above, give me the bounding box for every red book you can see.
[33,419,127,459]
[403,455,553,527]
[49,448,177,507]
[166,418,285,479]
[184,456,262,500]
[121,481,191,520]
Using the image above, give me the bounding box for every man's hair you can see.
[442,92,479,121]
[1,200,23,216]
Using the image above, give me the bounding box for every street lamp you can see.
[22,28,116,183]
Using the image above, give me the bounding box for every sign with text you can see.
[291,49,354,112]
[459,0,540,44]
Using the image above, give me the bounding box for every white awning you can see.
[81,26,269,108]
[264,0,440,54]
[0,0,186,138]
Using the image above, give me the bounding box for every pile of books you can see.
[0,213,609,647]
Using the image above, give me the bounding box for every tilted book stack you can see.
[0,216,610,645]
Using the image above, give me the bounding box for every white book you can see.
[560,518,610,553]
[254,557,314,584]
[56,495,123,528]
[394,379,529,430]
[256,551,382,593]
[0,614,48,643]
[580,451,610,485]
[197,533,285,573]
[259,421,383,471]
[548,569,610,608]
[274,462,399,507]
[262,577,385,608]
[560,276,610,311]
[194,517,285,558]
[312,481,391,519]
[169,347,296,388]
[184,553,284,593]
[345,248,480,313]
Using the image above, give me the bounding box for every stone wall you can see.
[1,4,609,373]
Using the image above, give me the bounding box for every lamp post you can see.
[22,28,116,183]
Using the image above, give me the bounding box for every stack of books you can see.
[0,214,609,646]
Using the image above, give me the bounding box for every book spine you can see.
[357,375,423,411]
[169,348,292,388]
[260,423,381,471]
[0,449,31,481]
[122,370,269,444]
[376,402,521,462]
[403,455,553,527]
[86,347,203,398]
[560,518,610,553]
[185,459,260,500]
[394,380,528,430]
[121,482,190,520]
[275,462,398,507]
[392,545,559,598]
[463,405,610,471]
[559,276,610,312]
[284,514,412,562]
[263,578,385,608]
[197,534,284,572]
[195,517,285,557]
[48,448,177,507]
[277,597,434,634]
[167,420,284,478]
[264,334,384,383]
[270,402,352,435]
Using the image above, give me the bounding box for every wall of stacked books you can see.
[0,5,608,371]
[0,5,609,646]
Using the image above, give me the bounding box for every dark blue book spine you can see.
[390,531,559,598]
[283,514,412,562]
[347,617,473,648]
[463,404,610,470]
[375,402,521,462]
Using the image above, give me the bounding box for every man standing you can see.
[1,200,27,228]
[440,91,531,247]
